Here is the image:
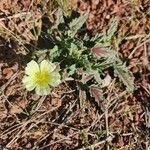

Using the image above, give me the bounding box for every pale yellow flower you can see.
[22,60,61,95]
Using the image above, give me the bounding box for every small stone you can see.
[106,15,110,19]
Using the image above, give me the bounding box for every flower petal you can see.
[22,76,36,91]
[25,60,39,76]
[40,60,55,73]
[35,85,50,95]
[49,72,61,87]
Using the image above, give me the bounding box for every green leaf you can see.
[90,70,102,84]
[81,55,92,71]
[104,17,119,41]
[92,17,118,48]
[55,8,64,27]
[114,63,134,92]
[49,45,62,60]
[68,64,76,76]
[90,33,104,42]
[68,12,89,37]
[69,43,85,59]
[69,43,78,55]
[91,46,117,69]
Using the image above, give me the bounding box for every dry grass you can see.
[0,0,150,150]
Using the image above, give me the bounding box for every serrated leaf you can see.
[91,47,117,64]
[81,72,94,84]
[68,12,89,37]
[68,64,76,76]
[90,85,103,106]
[55,8,64,27]
[89,70,102,84]
[91,47,110,56]
[105,17,119,41]
[69,43,78,56]
[83,33,90,41]
[90,33,104,42]
[49,45,61,60]
[69,43,85,59]
[81,55,92,71]
[114,64,134,92]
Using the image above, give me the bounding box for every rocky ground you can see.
[0,0,150,149]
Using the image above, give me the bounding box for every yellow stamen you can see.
[34,71,51,86]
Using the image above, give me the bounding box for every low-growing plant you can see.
[34,9,134,105]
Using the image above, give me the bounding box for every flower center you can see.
[34,71,51,86]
